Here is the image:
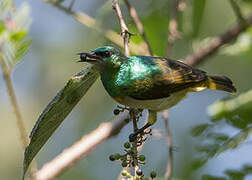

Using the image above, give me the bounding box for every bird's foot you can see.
[129,123,152,143]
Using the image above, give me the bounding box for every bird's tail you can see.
[206,75,236,93]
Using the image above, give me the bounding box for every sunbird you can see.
[78,46,236,137]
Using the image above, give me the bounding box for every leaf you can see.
[190,123,211,137]
[13,39,31,64]
[0,21,5,34]
[192,0,206,37]
[191,157,208,170]
[208,89,252,127]
[225,169,245,180]
[10,31,27,41]
[201,174,227,180]
[216,126,252,155]
[23,66,99,178]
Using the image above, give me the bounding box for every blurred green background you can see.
[1,0,252,179]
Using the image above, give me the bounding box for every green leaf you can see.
[201,174,227,180]
[225,169,245,180]
[216,126,252,155]
[206,132,229,142]
[10,31,27,41]
[192,0,206,37]
[191,157,208,170]
[0,21,5,34]
[23,66,99,179]
[190,123,211,137]
[207,90,252,120]
[13,39,31,64]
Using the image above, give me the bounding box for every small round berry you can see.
[113,109,120,115]
[138,155,146,161]
[114,153,121,160]
[109,155,115,161]
[136,168,143,176]
[121,161,128,167]
[150,171,157,178]
[121,170,128,176]
[124,142,131,149]
[129,133,136,142]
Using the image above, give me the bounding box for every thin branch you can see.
[163,111,173,180]
[166,0,181,58]
[164,1,181,179]
[130,109,140,178]
[0,53,37,179]
[185,14,252,66]
[35,111,130,180]
[43,0,146,55]
[124,0,153,56]
[229,0,247,27]
[112,1,141,177]
[112,0,131,56]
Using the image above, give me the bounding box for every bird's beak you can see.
[77,52,102,63]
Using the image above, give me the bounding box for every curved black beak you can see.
[77,52,102,63]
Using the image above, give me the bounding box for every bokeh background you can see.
[1,0,252,179]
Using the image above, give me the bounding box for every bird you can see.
[78,46,236,138]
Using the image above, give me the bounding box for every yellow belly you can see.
[116,89,188,111]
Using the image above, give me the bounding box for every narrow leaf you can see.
[192,0,206,37]
[23,66,99,178]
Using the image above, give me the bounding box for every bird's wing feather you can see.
[130,57,207,100]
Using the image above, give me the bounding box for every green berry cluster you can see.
[109,141,146,167]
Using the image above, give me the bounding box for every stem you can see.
[166,0,181,57]
[43,0,146,55]
[35,111,131,180]
[124,0,153,55]
[229,0,247,27]
[185,14,252,66]
[130,109,140,178]
[0,53,37,179]
[0,54,28,147]
[112,0,130,56]
[163,111,173,180]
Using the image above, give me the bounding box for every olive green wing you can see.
[130,57,207,100]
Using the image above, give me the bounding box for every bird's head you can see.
[78,46,125,71]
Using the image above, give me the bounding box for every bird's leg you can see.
[129,110,157,142]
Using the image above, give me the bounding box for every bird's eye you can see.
[96,51,111,57]
[103,51,111,57]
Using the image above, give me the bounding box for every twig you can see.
[164,1,181,179]
[112,0,131,56]
[163,111,173,180]
[0,53,37,179]
[229,0,247,27]
[43,0,146,55]
[166,0,181,57]
[185,14,252,66]
[124,0,153,56]
[130,109,140,177]
[35,111,130,180]
[112,1,141,177]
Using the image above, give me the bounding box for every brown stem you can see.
[124,0,153,56]
[35,111,130,180]
[166,0,181,58]
[0,53,37,179]
[163,111,173,180]
[112,0,130,56]
[229,0,247,27]
[185,14,252,66]
[130,109,140,178]
[43,0,146,55]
